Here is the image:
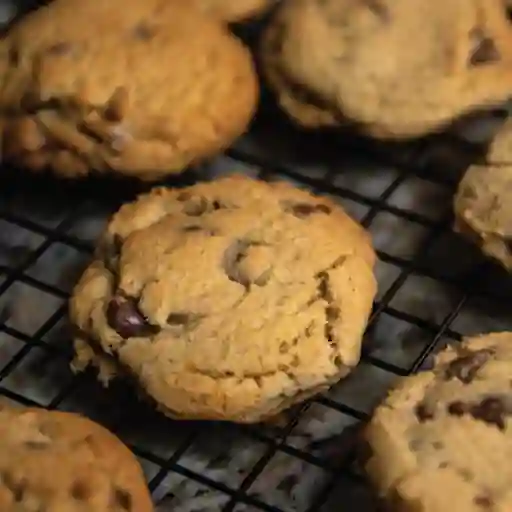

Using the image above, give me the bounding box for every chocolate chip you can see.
[46,42,73,56]
[474,495,493,508]
[470,397,508,431]
[444,348,493,384]
[106,296,160,339]
[448,396,510,431]
[132,21,156,41]
[104,87,129,122]
[317,271,338,346]
[167,312,195,326]
[415,403,434,422]
[113,488,133,511]
[8,46,20,65]
[2,473,26,502]
[362,0,389,21]
[469,29,500,66]
[286,202,332,218]
[447,401,467,416]
[71,480,91,501]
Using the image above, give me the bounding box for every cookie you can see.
[0,405,153,511]
[189,0,275,23]
[260,0,512,139]
[364,332,512,512]
[69,174,377,423]
[259,4,345,130]
[454,119,512,270]
[0,0,258,180]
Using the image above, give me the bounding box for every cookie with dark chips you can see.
[260,0,512,139]
[0,405,153,511]
[0,0,258,180]
[364,332,512,512]
[69,174,377,422]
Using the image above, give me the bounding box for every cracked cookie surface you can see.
[364,332,512,512]
[69,174,377,422]
[0,0,258,180]
[261,0,512,138]
[454,119,512,270]
[0,405,153,511]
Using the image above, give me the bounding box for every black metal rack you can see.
[1,4,512,511]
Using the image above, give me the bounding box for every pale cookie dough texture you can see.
[189,0,276,23]
[0,406,153,511]
[69,174,377,423]
[454,119,512,270]
[260,0,512,139]
[0,0,258,180]
[364,332,512,512]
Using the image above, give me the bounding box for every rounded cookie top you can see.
[0,0,258,180]
[190,0,275,23]
[262,0,512,139]
[69,174,377,422]
[364,332,512,512]
[259,3,345,130]
[454,120,512,270]
[0,406,153,511]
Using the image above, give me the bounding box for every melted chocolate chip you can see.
[471,397,508,431]
[362,0,389,21]
[444,349,493,384]
[46,42,73,56]
[445,349,492,384]
[286,202,332,218]
[415,403,434,422]
[106,297,160,339]
[2,473,26,502]
[113,488,132,511]
[474,495,493,509]
[447,396,510,431]
[469,29,500,66]
[8,46,20,65]
[71,480,91,501]
[447,401,466,416]
[132,22,156,41]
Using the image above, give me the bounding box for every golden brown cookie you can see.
[0,405,153,511]
[69,174,377,423]
[261,0,512,139]
[0,0,258,180]
[259,6,344,129]
[454,119,512,270]
[188,0,276,23]
[364,332,512,512]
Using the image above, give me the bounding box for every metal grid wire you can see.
[1,5,512,512]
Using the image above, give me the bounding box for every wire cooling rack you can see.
[2,5,512,512]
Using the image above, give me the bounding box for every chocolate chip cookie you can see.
[454,119,512,270]
[261,0,512,139]
[69,174,377,423]
[0,405,153,511]
[190,0,276,23]
[0,0,258,180]
[364,332,512,512]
